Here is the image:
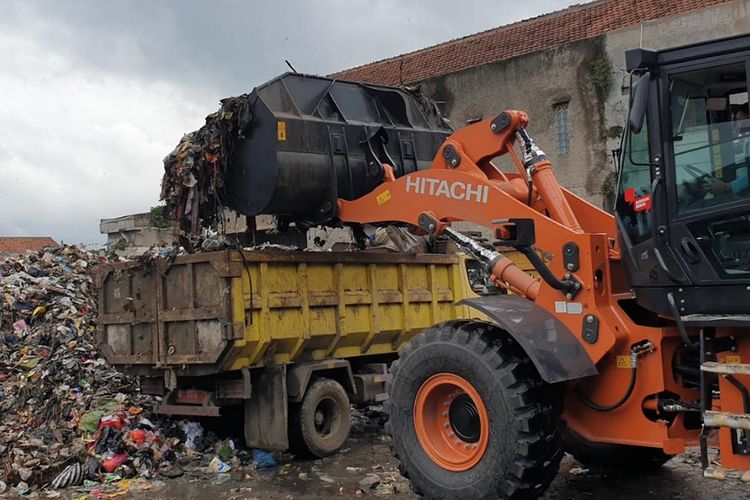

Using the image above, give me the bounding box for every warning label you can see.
[376,190,391,206]
[616,356,632,369]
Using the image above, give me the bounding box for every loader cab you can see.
[617,35,750,317]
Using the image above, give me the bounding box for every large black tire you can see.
[563,429,673,473]
[386,322,563,500]
[289,377,351,458]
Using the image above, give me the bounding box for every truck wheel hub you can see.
[313,398,337,436]
[449,394,481,443]
[413,373,489,472]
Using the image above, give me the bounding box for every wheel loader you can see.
[101,34,750,499]
[332,34,750,498]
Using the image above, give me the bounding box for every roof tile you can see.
[332,0,733,85]
[0,237,59,255]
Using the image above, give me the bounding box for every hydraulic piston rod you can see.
[443,227,540,300]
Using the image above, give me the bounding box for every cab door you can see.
[661,57,750,304]
[615,72,689,296]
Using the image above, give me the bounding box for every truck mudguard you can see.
[460,295,598,383]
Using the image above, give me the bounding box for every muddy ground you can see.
[139,417,750,500]
[124,446,750,500]
[22,409,750,499]
[123,450,750,500]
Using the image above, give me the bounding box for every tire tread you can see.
[387,322,563,499]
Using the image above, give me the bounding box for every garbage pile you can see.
[161,94,253,235]
[0,245,139,490]
[0,245,280,496]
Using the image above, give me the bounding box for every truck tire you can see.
[563,429,673,472]
[386,322,563,500]
[289,377,351,458]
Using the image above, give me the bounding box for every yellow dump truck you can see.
[95,249,526,456]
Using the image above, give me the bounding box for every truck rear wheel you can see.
[289,377,351,458]
[387,322,562,499]
[564,429,673,472]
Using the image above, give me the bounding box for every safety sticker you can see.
[616,356,632,369]
[376,190,391,206]
[566,302,583,314]
[554,301,582,314]
[277,121,287,141]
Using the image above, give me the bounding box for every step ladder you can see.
[699,329,750,478]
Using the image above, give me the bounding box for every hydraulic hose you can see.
[575,342,653,412]
[575,360,637,412]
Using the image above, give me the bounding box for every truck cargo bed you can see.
[95,250,479,377]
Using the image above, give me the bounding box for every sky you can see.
[0,0,589,246]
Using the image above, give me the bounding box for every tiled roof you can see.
[0,237,59,254]
[332,0,733,85]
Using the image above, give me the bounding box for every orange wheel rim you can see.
[414,373,489,472]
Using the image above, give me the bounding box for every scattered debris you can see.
[252,449,277,469]
[319,474,336,484]
[208,457,231,474]
[180,421,204,451]
[0,244,285,496]
[0,244,142,487]
[50,463,83,489]
[359,473,381,490]
[161,94,253,234]
[569,466,590,475]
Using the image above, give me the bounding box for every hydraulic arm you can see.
[338,110,614,312]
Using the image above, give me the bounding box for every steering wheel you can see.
[680,163,711,204]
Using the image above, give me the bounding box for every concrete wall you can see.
[417,0,750,212]
[421,36,610,206]
[100,212,178,257]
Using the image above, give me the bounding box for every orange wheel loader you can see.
[157,35,750,499]
[334,35,750,498]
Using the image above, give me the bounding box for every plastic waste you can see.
[99,413,125,431]
[79,410,104,433]
[208,457,231,473]
[51,463,83,489]
[180,421,204,451]
[252,449,277,469]
[101,453,128,473]
[130,428,147,445]
[12,319,28,335]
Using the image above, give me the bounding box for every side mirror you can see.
[628,73,651,134]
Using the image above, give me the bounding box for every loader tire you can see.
[386,322,563,500]
[563,429,673,473]
[289,377,351,458]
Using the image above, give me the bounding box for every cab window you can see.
[616,108,653,245]
[670,62,750,213]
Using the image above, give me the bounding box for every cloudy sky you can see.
[0,0,588,246]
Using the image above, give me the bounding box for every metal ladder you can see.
[699,327,750,481]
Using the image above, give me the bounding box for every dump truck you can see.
[97,77,502,458]
[96,246,531,456]
[99,34,750,499]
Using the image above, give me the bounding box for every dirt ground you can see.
[27,409,750,500]
[130,426,750,500]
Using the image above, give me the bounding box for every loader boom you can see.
[339,109,621,366]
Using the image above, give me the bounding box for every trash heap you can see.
[0,245,277,497]
[160,95,253,234]
[0,246,139,491]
